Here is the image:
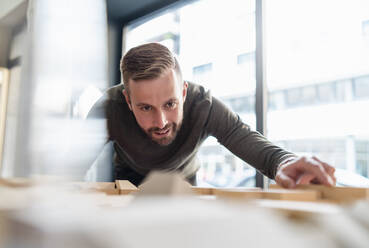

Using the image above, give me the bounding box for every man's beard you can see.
[146,121,182,146]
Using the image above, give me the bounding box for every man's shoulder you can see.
[87,84,126,118]
[184,81,213,120]
[186,81,211,103]
[105,83,125,102]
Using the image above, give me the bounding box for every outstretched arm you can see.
[206,96,336,188]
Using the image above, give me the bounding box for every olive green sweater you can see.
[88,82,295,181]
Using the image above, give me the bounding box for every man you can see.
[89,43,336,188]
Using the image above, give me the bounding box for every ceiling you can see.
[107,0,182,23]
[0,0,27,27]
[0,0,185,26]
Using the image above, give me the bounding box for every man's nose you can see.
[154,110,168,129]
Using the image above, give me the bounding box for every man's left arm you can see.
[206,97,335,188]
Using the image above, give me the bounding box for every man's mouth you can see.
[147,122,180,146]
[153,128,170,136]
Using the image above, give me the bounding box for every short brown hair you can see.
[120,43,182,94]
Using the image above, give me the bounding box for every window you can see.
[225,95,254,113]
[285,88,301,107]
[125,0,369,185]
[237,52,255,65]
[237,52,255,80]
[266,0,369,181]
[335,79,353,102]
[362,20,369,38]
[193,63,212,75]
[353,75,369,99]
[125,0,257,187]
[356,140,369,177]
[317,83,336,103]
[268,91,285,111]
[192,63,212,83]
[300,86,317,105]
[279,139,346,169]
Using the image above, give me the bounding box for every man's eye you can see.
[140,106,152,111]
[166,102,176,109]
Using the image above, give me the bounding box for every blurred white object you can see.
[138,172,193,196]
[2,0,109,179]
[335,168,369,187]
[315,201,369,248]
[6,196,337,248]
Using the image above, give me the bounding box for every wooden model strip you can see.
[270,184,369,203]
[115,180,139,195]
[190,187,214,195]
[295,185,369,203]
[191,187,261,195]
[214,188,319,201]
[262,189,320,201]
[0,177,34,188]
[68,182,120,195]
[214,188,263,199]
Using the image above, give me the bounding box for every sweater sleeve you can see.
[205,96,296,179]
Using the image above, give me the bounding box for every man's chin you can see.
[150,130,176,146]
[152,136,175,146]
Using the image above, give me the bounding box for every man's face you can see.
[123,69,188,146]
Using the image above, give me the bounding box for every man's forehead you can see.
[128,69,182,103]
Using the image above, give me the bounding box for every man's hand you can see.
[275,156,336,189]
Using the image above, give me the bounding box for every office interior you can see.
[0,0,369,247]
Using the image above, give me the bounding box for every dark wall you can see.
[107,21,123,86]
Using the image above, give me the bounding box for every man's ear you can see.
[123,89,132,111]
[182,81,188,102]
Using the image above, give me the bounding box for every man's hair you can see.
[120,43,182,94]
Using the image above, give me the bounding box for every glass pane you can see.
[125,0,256,187]
[266,0,369,184]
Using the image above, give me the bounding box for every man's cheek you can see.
[168,111,179,124]
[136,118,150,132]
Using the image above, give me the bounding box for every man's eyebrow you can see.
[166,98,179,103]
[135,98,178,107]
[136,102,152,107]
